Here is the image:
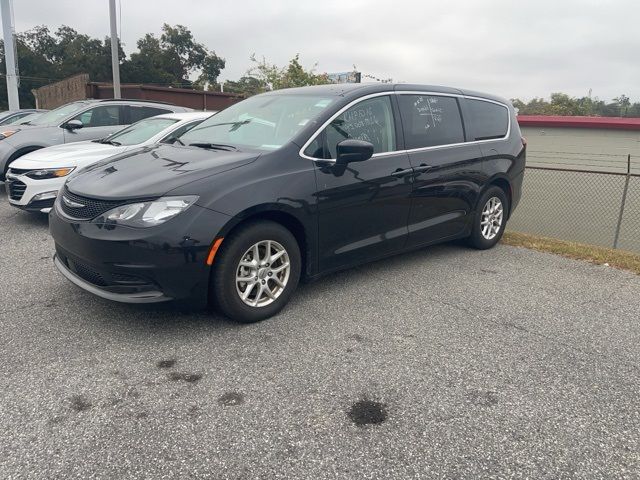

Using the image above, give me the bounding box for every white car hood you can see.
[10,141,128,170]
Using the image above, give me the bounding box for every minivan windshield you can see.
[30,102,88,126]
[101,117,179,146]
[180,94,335,151]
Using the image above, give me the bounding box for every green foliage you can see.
[512,92,640,117]
[0,24,224,108]
[124,24,225,89]
[222,76,265,96]
[226,54,331,95]
[254,53,331,89]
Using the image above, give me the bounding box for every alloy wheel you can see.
[480,197,504,240]
[235,240,290,307]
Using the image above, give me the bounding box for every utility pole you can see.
[1,0,19,110]
[108,0,121,98]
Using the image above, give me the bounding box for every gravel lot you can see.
[1,184,639,479]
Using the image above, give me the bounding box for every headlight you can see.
[25,167,75,179]
[93,196,198,227]
[0,129,19,140]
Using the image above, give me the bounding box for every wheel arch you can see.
[484,175,513,219]
[4,145,47,173]
[214,204,313,278]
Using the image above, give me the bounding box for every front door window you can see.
[306,96,396,159]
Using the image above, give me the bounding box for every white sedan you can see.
[6,111,213,213]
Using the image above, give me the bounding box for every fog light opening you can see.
[32,191,59,201]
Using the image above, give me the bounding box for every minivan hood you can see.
[11,141,126,170]
[65,144,259,200]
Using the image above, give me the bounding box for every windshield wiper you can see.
[188,142,237,151]
[99,139,122,146]
[204,119,251,131]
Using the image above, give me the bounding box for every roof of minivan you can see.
[263,83,511,106]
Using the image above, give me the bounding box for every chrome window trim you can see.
[299,91,511,163]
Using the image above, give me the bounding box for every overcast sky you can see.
[11,0,640,101]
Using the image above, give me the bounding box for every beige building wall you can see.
[520,126,640,174]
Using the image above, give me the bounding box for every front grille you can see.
[59,186,127,220]
[7,179,26,201]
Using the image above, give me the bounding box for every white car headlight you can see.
[25,167,75,179]
[93,196,198,227]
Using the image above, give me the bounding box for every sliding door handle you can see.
[414,164,433,173]
[392,167,413,177]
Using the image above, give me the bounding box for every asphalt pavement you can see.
[1,184,639,479]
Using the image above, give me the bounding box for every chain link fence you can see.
[508,157,640,253]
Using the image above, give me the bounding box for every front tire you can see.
[467,186,509,250]
[211,220,301,323]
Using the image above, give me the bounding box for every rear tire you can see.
[211,220,301,323]
[467,186,509,250]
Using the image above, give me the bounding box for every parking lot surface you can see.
[1,185,639,479]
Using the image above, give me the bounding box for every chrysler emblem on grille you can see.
[62,196,85,208]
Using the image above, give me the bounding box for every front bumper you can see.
[6,173,63,212]
[49,198,231,307]
[54,254,170,303]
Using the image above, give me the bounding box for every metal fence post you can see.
[613,154,631,249]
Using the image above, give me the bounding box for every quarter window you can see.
[466,99,509,140]
[129,106,172,123]
[307,96,396,159]
[397,95,465,149]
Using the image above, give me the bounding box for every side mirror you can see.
[62,119,83,131]
[336,139,374,164]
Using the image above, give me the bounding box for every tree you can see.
[246,53,331,91]
[223,76,264,96]
[511,93,640,117]
[0,23,225,108]
[122,24,225,89]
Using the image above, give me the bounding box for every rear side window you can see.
[307,95,396,159]
[466,99,509,140]
[397,95,465,148]
[128,106,172,123]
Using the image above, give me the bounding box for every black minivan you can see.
[50,83,526,322]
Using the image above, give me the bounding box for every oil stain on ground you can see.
[157,358,177,369]
[466,390,499,407]
[69,394,92,412]
[218,391,245,406]
[348,399,388,426]
[168,372,202,383]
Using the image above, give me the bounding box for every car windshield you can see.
[30,102,89,126]
[180,94,336,151]
[104,117,179,146]
[8,112,41,125]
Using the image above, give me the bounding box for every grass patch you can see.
[502,231,640,275]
